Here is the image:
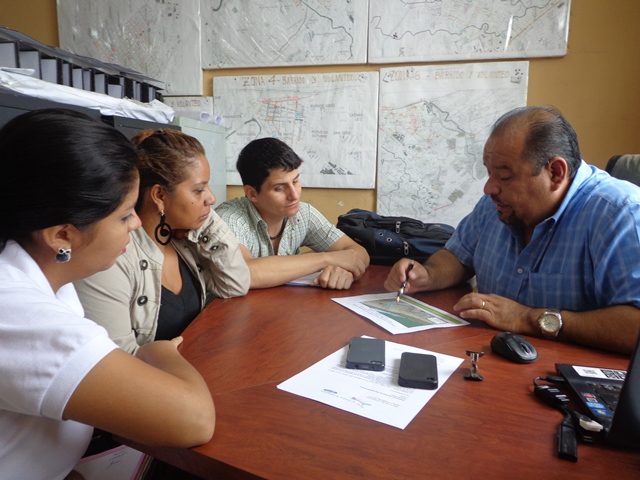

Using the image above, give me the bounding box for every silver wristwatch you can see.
[538,309,563,337]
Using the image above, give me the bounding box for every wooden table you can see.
[129,266,640,479]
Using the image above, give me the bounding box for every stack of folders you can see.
[0,26,164,102]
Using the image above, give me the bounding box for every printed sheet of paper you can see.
[368,0,570,63]
[277,338,464,429]
[287,271,321,287]
[333,293,468,334]
[201,0,368,68]
[376,61,528,227]
[57,0,202,95]
[213,71,379,188]
[75,445,148,480]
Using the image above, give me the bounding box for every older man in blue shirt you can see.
[384,105,640,354]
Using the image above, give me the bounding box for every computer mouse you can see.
[490,332,538,363]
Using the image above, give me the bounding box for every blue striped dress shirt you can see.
[446,161,640,311]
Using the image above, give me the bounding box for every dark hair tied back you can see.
[130,128,205,211]
[0,108,139,251]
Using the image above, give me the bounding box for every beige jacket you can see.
[74,209,250,353]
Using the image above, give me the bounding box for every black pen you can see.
[396,262,414,303]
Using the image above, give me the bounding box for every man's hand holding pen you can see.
[396,262,414,302]
[384,258,420,296]
[385,250,472,297]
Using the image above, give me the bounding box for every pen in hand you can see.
[396,262,414,303]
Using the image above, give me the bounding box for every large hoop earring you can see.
[154,211,173,245]
[55,247,72,263]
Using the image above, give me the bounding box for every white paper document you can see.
[286,271,321,287]
[75,445,149,480]
[277,338,464,429]
[332,293,468,334]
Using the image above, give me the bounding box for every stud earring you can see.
[55,247,72,263]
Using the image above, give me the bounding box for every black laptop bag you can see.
[336,209,454,265]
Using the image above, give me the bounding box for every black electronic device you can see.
[345,337,385,371]
[557,410,579,462]
[490,332,538,363]
[533,383,571,409]
[532,377,580,461]
[398,352,438,389]
[556,332,640,449]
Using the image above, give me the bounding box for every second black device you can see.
[398,352,438,389]
[345,337,385,371]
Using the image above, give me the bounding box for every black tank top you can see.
[155,256,201,341]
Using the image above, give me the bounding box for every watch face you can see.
[540,312,561,334]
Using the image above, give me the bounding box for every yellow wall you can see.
[0,0,59,46]
[2,0,639,223]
